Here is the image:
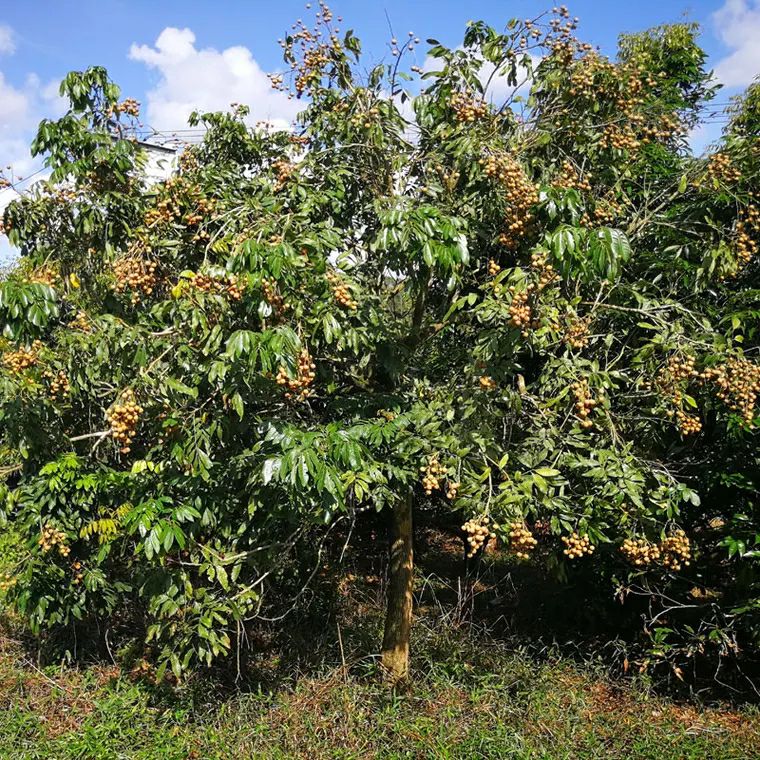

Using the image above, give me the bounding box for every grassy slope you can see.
[1,620,759,760]
[2,526,759,758]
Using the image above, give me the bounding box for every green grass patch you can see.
[1,621,758,760]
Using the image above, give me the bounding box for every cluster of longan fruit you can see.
[487,259,501,276]
[640,112,681,143]
[420,454,446,496]
[39,524,70,557]
[69,310,92,332]
[733,204,759,271]
[553,159,592,192]
[543,6,581,59]
[702,357,760,427]
[349,104,381,130]
[562,532,595,559]
[274,8,344,97]
[549,38,577,66]
[439,167,461,192]
[178,149,200,173]
[30,266,58,287]
[43,369,70,398]
[189,272,244,302]
[0,572,16,592]
[276,349,316,401]
[601,123,640,153]
[71,561,84,585]
[445,480,460,500]
[450,91,487,123]
[530,250,558,290]
[664,354,697,385]
[272,159,295,190]
[479,375,497,390]
[145,197,180,226]
[226,275,244,301]
[108,97,140,118]
[671,409,702,435]
[620,537,661,566]
[289,134,310,150]
[508,522,538,560]
[655,353,694,393]
[480,153,539,250]
[297,49,332,96]
[572,380,598,429]
[656,355,702,434]
[564,315,591,349]
[261,277,290,317]
[273,7,343,96]
[113,257,158,304]
[326,271,357,309]
[107,389,143,454]
[660,530,691,571]
[189,273,217,294]
[462,516,495,558]
[184,197,215,228]
[3,340,43,373]
[567,51,612,96]
[706,152,741,185]
[586,197,623,228]
[508,287,536,335]
[48,186,79,205]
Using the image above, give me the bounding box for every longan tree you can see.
[1,5,759,685]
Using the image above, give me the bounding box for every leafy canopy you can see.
[1,5,758,683]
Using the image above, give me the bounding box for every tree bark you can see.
[381,491,414,682]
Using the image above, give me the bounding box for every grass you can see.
[1,615,758,760]
[1,523,759,758]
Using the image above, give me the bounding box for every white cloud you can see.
[129,27,301,131]
[0,31,65,265]
[712,0,760,87]
[0,72,31,131]
[0,25,14,56]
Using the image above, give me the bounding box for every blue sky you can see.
[2,0,759,261]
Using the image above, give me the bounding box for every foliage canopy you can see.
[1,5,759,686]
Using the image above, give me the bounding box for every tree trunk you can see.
[381,491,414,682]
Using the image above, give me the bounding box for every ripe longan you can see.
[462,515,495,558]
[42,369,70,398]
[479,152,539,250]
[39,524,70,557]
[562,531,595,559]
[326,271,357,310]
[3,340,43,374]
[701,357,760,427]
[450,91,487,123]
[420,454,445,496]
[113,256,158,305]
[107,389,143,454]
[660,529,691,571]
[276,349,316,401]
[262,277,290,317]
[564,315,591,350]
[572,380,598,429]
[620,537,661,566]
[508,521,538,560]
